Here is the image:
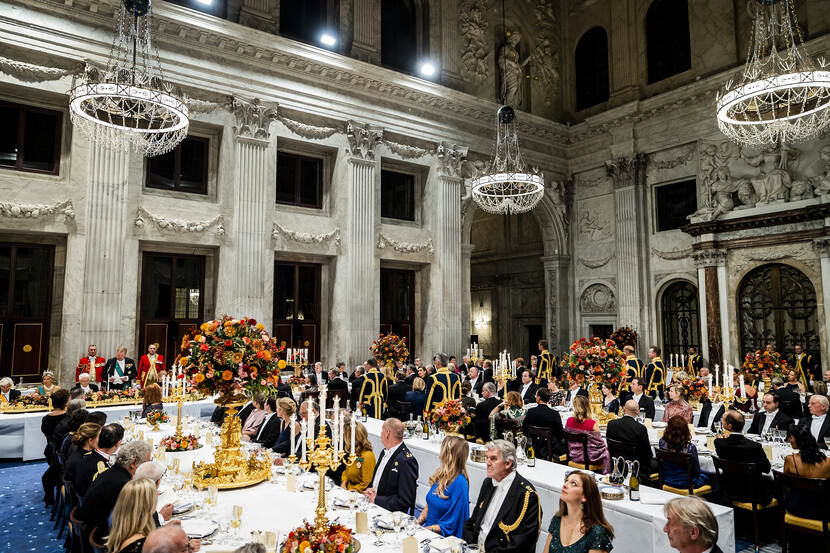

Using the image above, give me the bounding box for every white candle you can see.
[339,419,344,454]
[739,373,745,393]
[715,364,719,388]
[301,420,307,462]
[350,415,356,456]
[707,375,713,397]
[290,414,296,456]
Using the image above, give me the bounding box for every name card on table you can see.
[286,473,297,493]
[644,419,654,429]
[355,511,369,534]
[707,437,716,451]
[402,536,418,553]
[763,445,773,460]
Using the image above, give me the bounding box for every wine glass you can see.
[392,512,403,535]
[404,516,417,537]
[372,524,385,546]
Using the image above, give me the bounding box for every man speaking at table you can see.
[364,418,418,514]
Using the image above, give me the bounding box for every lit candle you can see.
[290,413,296,456]
[339,418,344,454]
[707,375,713,397]
[681,354,685,368]
[301,420,307,462]
[350,415,355,456]
[715,364,719,388]
[739,373,744,394]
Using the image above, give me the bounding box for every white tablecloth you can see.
[362,418,735,553]
[0,398,217,461]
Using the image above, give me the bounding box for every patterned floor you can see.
[0,460,784,553]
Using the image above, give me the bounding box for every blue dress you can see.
[658,439,708,489]
[424,474,469,538]
[547,518,613,553]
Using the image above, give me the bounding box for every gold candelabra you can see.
[299,424,356,535]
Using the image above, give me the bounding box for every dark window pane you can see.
[276,152,322,208]
[381,170,414,220]
[575,27,609,111]
[178,137,208,193]
[277,153,298,204]
[381,0,419,73]
[298,158,321,206]
[0,106,19,168]
[297,266,318,321]
[280,0,329,44]
[647,0,691,84]
[21,111,59,172]
[656,179,697,231]
[0,247,9,316]
[274,264,296,320]
[142,257,172,319]
[380,269,414,359]
[12,247,50,317]
[147,150,177,190]
[173,257,203,319]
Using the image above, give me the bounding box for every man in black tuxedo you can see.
[465,366,485,396]
[312,362,329,386]
[457,355,471,377]
[629,377,655,420]
[463,439,541,553]
[74,423,124,498]
[606,399,655,475]
[474,382,501,443]
[714,409,773,503]
[798,393,830,449]
[522,388,565,459]
[516,369,539,405]
[697,397,726,433]
[251,397,282,449]
[0,377,21,403]
[70,373,99,395]
[385,370,410,420]
[772,377,803,419]
[564,379,589,410]
[747,392,793,435]
[480,360,495,383]
[404,364,417,387]
[364,418,418,514]
[664,496,725,553]
[103,347,137,390]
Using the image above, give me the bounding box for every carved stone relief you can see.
[271,223,341,248]
[579,283,617,313]
[134,207,225,237]
[376,233,434,254]
[652,247,693,261]
[437,142,469,177]
[0,200,75,221]
[232,97,278,140]
[459,0,489,82]
[346,121,383,160]
[277,112,342,140]
[577,198,613,241]
[577,252,615,269]
[0,55,80,82]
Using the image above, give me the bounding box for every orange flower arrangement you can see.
[282,521,354,553]
[560,337,624,386]
[370,332,409,367]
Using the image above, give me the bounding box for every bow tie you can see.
[814,415,825,421]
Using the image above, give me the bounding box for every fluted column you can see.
[238,0,279,34]
[813,238,830,362]
[542,255,570,354]
[80,130,131,358]
[351,0,381,64]
[343,121,382,367]
[607,155,648,337]
[433,142,468,356]
[225,98,277,324]
[693,249,727,372]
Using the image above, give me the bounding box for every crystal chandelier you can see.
[69,0,189,156]
[716,0,830,146]
[471,105,544,215]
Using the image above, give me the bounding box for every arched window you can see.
[738,264,819,357]
[646,0,691,84]
[660,281,700,355]
[574,27,609,111]
[381,0,429,74]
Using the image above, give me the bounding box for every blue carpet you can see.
[0,461,63,553]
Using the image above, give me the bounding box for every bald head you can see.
[143,524,187,553]
[381,418,403,449]
[624,400,639,416]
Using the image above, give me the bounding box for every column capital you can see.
[692,248,727,268]
[813,237,830,258]
[232,97,278,142]
[346,120,383,160]
[437,141,468,178]
[606,153,646,189]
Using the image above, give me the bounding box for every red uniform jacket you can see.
[138,354,165,387]
[76,356,106,382]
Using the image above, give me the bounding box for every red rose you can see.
[200,344,209,351]
[225,339,232,346]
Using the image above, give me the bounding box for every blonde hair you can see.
[505,390,523,408]
[428,436,469,499]
[413,377,426,391]
[344,420,372,455]
[106,478,158,553]
[276,397,295,417]
[573,395,590,423]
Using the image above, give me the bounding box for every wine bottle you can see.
[527,445,536,467]
[423,418,430,440]
[629,470,640,501]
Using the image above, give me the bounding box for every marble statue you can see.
[498,32,530,107]
[815,145,830,195]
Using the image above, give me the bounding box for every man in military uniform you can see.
[357,358,390,418]
[74,423,124,498]
[789,344,820,389]
[620,345,645,401]
[463,439,541,553]
[425,353,462,412]
[364,418,418,514]
[138,343,165,388]
[103,346,137,390]
[535,340,557,386]
[686,347,703,377]
[76,344,106,383]
[645,346,666,400]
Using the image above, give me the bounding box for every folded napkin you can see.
[429,537,465,552]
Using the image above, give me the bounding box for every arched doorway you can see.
[660,281,700,355]
[737,263,819,357]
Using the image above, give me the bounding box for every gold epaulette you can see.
[497,488,531,542]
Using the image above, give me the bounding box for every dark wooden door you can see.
[273,262,321,363]
[380,268,414,361]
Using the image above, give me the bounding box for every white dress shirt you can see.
[478,470,516,545]
[372,441,402,490]
[703,402,723,427]
[469,377,479,395]
[632,393,643,405]
[520,383,531,399]
[810,414,827,442]
[761,409,779,435]
[80,385,91,394]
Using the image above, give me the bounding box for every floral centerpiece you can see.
[15,393,49,407]
[88,388,142,403]
[147,410,170,425]
[287,375,307,387]
[160,433,200,452]
[282,521,355,553]
[426,398,470,435]
[609,326,639,348]
[560,337,624,386]
[742,350,788,381]
[678,378,708,401]
[370,332,409,369]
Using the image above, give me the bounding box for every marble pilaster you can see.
[238,0,279,34]
[542,255,570,354]
[812,238,830,356]
[693,249,727,371]
[461,243,472,349]
[351,0,381,64]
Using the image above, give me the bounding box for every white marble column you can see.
[813,238,830,362]
[79,130,131,358]
[223,97,277,325]
[238,0,279,34]
[351,0,381,64]
[460,243,472,349]
[696,265,709,363]
[343,120,382,367]
[542,255,570,354]
[433,141,468,356]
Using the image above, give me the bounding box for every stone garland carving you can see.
[383,139,432,160]
[745,244,813,262]
[437,142,468,177]
[0,199,75,220]
[647,143,696,171]
[577,252,615,269]
[271,223,341,247]
[346,121,383,160]
[232,97,278,140]
[579,283,616,313]
[376,233,434,254]
[458,0,489,82]
[186,97,224,114]
[134,207,225,236]
[0,55,79,82]
[651,247,694,260]
[277,113,341,140]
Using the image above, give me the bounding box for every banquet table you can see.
[0,398,216,461]
[361,418,736,553]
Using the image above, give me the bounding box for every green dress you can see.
[547,517,613,553]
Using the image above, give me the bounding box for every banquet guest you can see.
[140,384,164,418]
[565,396,611,473]
[80,440,152,537]
[405,364,417,386]
[272,397,300,456]
[326,368,348,393]
[0,377,20,404]
[480,360,495,383]
[543,471,614,553]
[630,377,655,420]
[517,369,539,405]
[658,415,708,490]
[340,420,376,492]
[75,423,124,498]
[417,436,469,538]
[133,462,175,525]
[313,362,329,386]
[416,365,429,382]
[747,392,793,435]
[804,381,828,418]
[784,369,805,393]
[645,346,666,400]
[489,391,526,440]
[460,381,477,412]
[788,344,819,389]
[251,397,281,448]
[698,367,710,379]
[104,347,137,390]
[465,366,484,396]
[52,399,87,454]
[143,524,200,553]
[58,408,90,461]
[65,422,101,488]
[565,379,589,410]
[797,393,830,448]
[731,373,759,413]
[529,355,538,372]
[713,410,772,504]
[607,400,655,474]
[662,384,694,423]
[76,344,106,383]
[686,348,703,377]
[458,355,471,376]
[697,391,725,433]
[425,353,462,412]
[473,382,500,443]
[522,387,565,459]
[240,396,266,440]
[536,339,557,385]
[106,479,159,553]
[621,345,646,400]
[385,370,410,420]
[824,368,830,385]
[663,497,723,553]
[547,378,565,407]
[462,439,541,552]
[137,343,165,388]
[771,377,803,419]
[765,343,775,353]
[403,377,428,419]
[41,388,69,505]
[602,383,620,415]
[37,370,61,395]
[783,424,830,518]
[365,418,418,514]
[504,358,526,392]
[71,372,99,395]
[357,358,390,418]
